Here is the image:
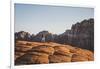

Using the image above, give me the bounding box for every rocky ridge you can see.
[15,18,94,51]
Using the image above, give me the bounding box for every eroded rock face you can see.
[15,31,31,41]
[15,41,94,65]
[31,31,54,42]
[49,54,72,63]
[70,18,94,51]
[15,52,49,65]
[71,54,88,62]
[55,18,94,51]
[54,46,70,56]
[70,47,94,62]
[30,45,55,55]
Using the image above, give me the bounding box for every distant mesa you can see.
[15,18,94,51]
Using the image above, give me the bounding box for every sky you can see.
[15,4,94,35]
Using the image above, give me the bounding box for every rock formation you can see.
[56,18,94,51]
[15,41,94,65]
[15,18,94,51]
[15,31,31,41]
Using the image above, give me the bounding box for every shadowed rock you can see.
[15,52,49,65]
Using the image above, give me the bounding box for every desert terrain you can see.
[15,40,94,65]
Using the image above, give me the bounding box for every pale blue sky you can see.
[15,4,94,34]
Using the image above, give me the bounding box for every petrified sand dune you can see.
[71,54,89,62]
[15,41,94,65]
[15,52,49,64]
[54,46,70,55]
[49,54,72,63]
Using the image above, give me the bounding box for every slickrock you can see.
[15,52,49,65]
[71,54,88,62]
[49,54,72,63]
[15,45,32,52]
[54,46,70,56]
[15,41,94,65]
[30,45,55,55]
